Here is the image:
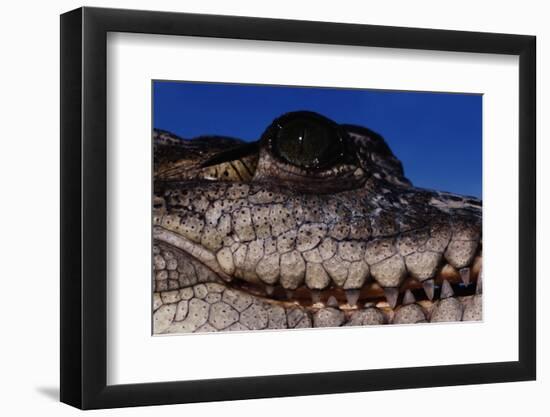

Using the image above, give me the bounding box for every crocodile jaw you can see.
[152,180,482,334]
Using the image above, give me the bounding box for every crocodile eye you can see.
[265,111,348,170]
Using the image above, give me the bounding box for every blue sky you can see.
[153,81,482,198]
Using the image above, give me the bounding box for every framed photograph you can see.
[60,6,536,409]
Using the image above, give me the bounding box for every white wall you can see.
[0,0,545,415]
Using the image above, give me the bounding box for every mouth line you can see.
[226,265,480,310]
[153,226,481,313]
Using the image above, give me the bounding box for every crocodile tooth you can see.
[326,296,339,307]
[403,289,416,305]
[440,279,454,299]
[345,289,360,307]
[265,285,275,296]
[459,267,471,286]
[384,288,399,309]
[422,279,435,301]
[476,268,483,295]
[311,290,321,304]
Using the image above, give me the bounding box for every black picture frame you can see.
[60,6,536,410]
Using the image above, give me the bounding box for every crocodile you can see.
[152,111,482,334]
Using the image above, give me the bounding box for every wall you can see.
[0,0,545,415]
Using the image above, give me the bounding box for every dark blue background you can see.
[153,81,482,198]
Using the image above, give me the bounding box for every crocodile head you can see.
[152,111,482,334]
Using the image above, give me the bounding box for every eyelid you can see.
[199,141,260,169]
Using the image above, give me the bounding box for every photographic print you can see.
[152,81,482,335]
[60,9,535,407]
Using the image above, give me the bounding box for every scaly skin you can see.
[152,112,482,334]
